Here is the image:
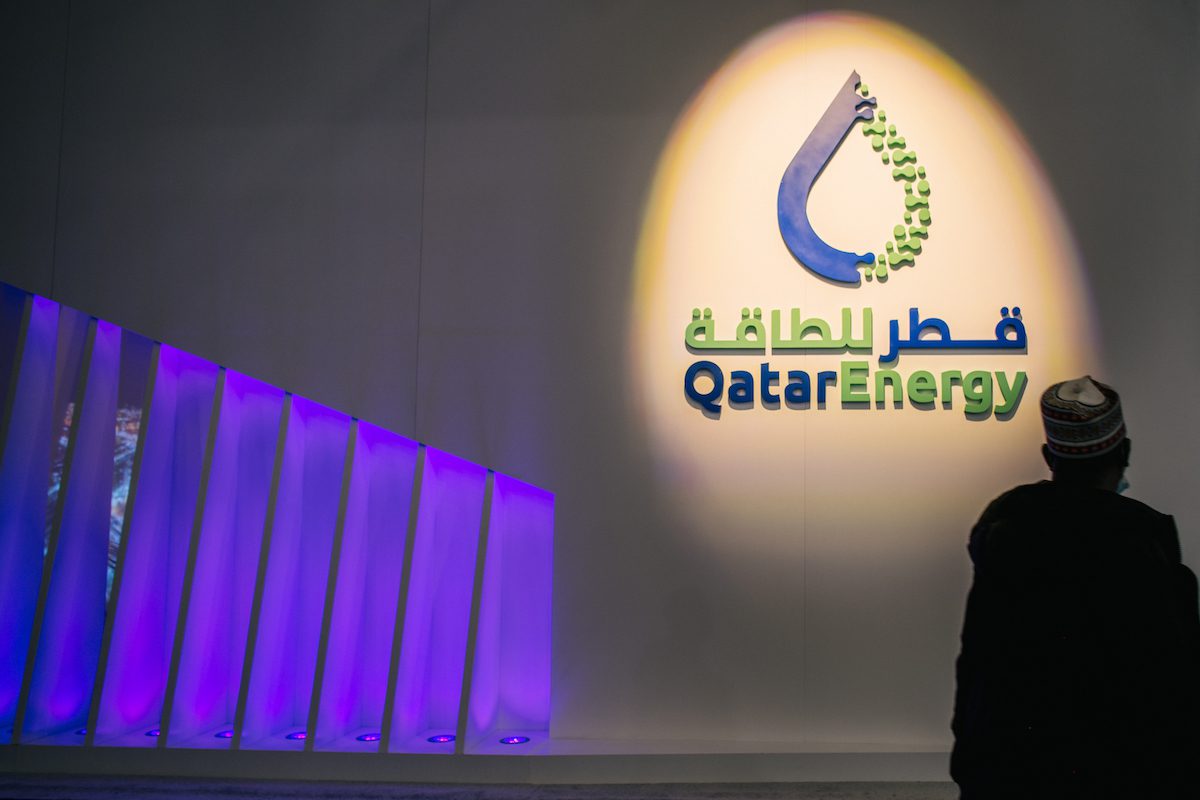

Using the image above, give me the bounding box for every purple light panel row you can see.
[0,283,553,753]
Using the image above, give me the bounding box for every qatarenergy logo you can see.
[777,71,931,286]
[682,71,1027,419]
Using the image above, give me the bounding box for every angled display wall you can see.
[0,281,553,754]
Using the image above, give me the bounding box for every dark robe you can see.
[951,481,1200,800]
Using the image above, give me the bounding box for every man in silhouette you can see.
[951,376,1199,799]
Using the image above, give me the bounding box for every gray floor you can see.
[0,776,959,800]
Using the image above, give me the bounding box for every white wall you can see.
[2,0,1196,749]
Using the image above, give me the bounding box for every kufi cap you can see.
[1040,376,1126,458]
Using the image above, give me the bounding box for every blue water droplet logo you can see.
[778,71,932,286]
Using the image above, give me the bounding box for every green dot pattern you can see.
[856,77,932,282]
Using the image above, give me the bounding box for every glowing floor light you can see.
[145,728,160,737]
[214,729,234,739]
[427,734,455,743]
[285,730,307,741]
[356,732,381,742]
[499,736,529,745]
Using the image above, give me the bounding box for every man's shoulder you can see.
[970,481,1178,564]
[974,481,1054,523]
[1104,491,1174,525]
[979,481,1171,525]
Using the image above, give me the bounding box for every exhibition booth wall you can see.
[1,0,1197,782]
[0,282,554,756]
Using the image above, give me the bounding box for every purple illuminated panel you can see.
[0,282,555,754]
[107,332,155,601]
[22,321,122,742]
[465,475,554,754]
[0,296,59,731]
[387,448,486,753]
[313,423,417,751]
[39,308,90,568]
[44,309,93,556]
[165,371,284,748]
[240,397,350,750]
[93,347,219,746]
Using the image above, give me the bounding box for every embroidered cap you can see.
[1040,376,1126,458]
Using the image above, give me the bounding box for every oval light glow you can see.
[630,13,1099,562]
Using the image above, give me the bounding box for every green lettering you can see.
[995,371,1027,416]
[962,370,992,415]
[874,369,902,405]
[940,370,962,406]
[840,361,870,404]
[908,370,936,404]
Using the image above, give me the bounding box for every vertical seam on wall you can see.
[48,0,73,300]
[410,0,433,438]
[158,367,226,749]
[86,341,159,748]
[455,469,494,755]
[378,443,426,754]
[231,393,292,751]
[13,316,97,744]
[304,419,358,752]
[801,245,808,731]
[801,387,807,729]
